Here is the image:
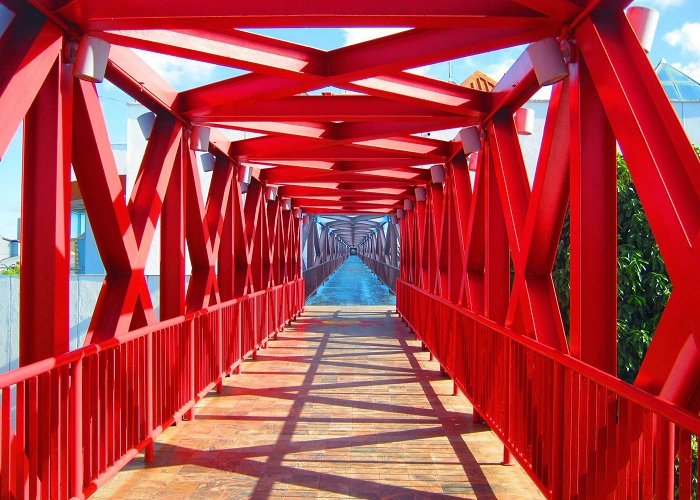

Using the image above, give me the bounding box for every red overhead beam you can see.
[56,1,561,30]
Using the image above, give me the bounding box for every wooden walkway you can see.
[95,305,542,499]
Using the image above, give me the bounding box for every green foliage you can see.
[0,263,19,275]
[551,150,700,383]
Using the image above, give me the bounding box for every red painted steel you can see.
[0,279,303,498]
[3,0,700,498]
[397,280,700,499]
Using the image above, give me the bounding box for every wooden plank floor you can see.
[95,306,543,499]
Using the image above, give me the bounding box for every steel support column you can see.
[20,56,71,365]
[569,53,617,375]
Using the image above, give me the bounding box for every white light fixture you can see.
[237,164,253,184]
[468,153,479,172]
[265,186,278,202]
[136,112,156,140]
[514,108,535,135]
[200,152,216,173]
[403,199,414,211]
[626,6,660,53]
[459,126,482,154]
[430,164,445,184]
[396,208,405,219]
[414,187,426,202]
[73,36,111,82]
[294,208,302,219]
[190,126,211,152]
[282,198,292,211]
[527,37,569,86]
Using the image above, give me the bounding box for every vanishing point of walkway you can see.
[96,263,542,499]
[307,256,396,306]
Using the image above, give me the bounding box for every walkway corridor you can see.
[96,304,542,498]
[307,256,395,306]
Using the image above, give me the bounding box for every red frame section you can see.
[2,0,700,498]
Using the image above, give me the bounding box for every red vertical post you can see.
[569,53,617,375]
[161,141,186,320]
[484,142,509,325]
[185,318,196,420]
[144,334,154,462]
[216,310,223,393]
[484,140,510,458]
[20,56,71,365]
[69,359,83,498]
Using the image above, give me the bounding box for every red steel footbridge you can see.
[1,0,699,498]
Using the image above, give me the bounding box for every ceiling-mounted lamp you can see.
[626,6,660,53]
[468,153,479,172]
[282,198,292,211]
[200,152,216,173]
[414,186,426,202]
[265,185,278,202]
[136,112,156,140]
[430,164,445,184]
[238,164,253,184]
[73,36,111,82]
[396,208,405,219]
[527,37,569,86]
[514,108,535,135]
[403,199,414,211]
[190,126,211,152]
[294,208,303,219]
[459,126,482,154]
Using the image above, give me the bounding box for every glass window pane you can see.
[678,84,700,100]
[656,66,672,82]
[669,68,694,83]
[662,84,681,99]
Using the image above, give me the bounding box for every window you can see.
[70,210,86,273]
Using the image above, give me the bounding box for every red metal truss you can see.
[3,0,700,498]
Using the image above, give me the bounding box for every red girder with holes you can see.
[1,0,700,498]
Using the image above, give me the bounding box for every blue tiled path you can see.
[306,256,396,306]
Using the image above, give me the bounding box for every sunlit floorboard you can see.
[95,304,542,499]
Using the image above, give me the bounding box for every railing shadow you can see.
[116,308,501,499]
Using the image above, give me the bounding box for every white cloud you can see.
[670,61,700,82]
[483,58,516,82]
[341,28,433,76]
[406,65,430,76]
[341,28,409,46]
[532,86,553,100]
[664,22,700,54]
[133,49,218,87]
[637,0,684,8]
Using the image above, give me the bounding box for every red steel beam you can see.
[20,56,71,365]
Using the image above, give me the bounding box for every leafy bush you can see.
[551,149,700,382]
[0,263,19,275]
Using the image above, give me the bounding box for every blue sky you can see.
[1,2,699,238]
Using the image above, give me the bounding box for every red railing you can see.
[0,279,304,499]
[397,280,700,499]
[303,256,347,298]
[358,255,399,292]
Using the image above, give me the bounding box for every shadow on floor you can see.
[104,308,540,499]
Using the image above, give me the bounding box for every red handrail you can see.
[0,278,305,499]
[397,280,700,499]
